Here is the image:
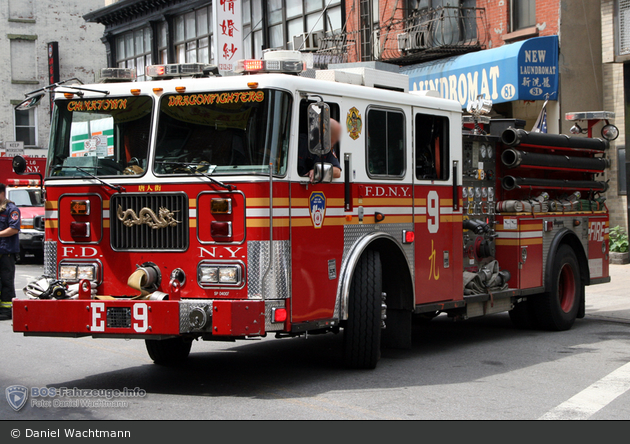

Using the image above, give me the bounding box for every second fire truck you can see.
[13,51,611,369]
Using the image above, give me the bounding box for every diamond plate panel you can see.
[335,223,414,318]
[265,300,286,331]
[44,241,57,278]
[342,223,414,274]
[247,240,291,299]
[179,300,213,333]
[541,216,589,277]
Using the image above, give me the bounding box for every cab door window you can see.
[415,113,450,181]
[366,108,405,178]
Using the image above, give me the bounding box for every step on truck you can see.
[12,51,611,369]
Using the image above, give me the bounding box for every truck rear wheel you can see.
[145,337,192,365]
[533,245,582,331]
[343,250,382,369]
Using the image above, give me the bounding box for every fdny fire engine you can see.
[12,51,612,369]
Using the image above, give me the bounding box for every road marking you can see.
[539,361,630,420]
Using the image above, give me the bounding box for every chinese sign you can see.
[213,0,243,74]
[401,36,559,108]
[48,42,59,116]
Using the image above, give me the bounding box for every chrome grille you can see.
[34,215,45,231]
[110,193,188,251]
[107,307,131,328]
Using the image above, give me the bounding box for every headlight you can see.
[58,261,101,284]
[59,265,78,280]
[77,265,96,280]
[21,218,34,229]
[197,262,243,287]
[199,267,219,283]
[219,267,238,284]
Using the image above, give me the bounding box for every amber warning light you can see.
[70,200,90,216]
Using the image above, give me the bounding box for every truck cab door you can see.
[290,95,343,324]
[413,110,463,304]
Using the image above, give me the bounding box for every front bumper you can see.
[12,298,268,338]
[19,229,44,252]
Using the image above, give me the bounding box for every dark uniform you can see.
[297,133,342,177]
[0,199,20,320]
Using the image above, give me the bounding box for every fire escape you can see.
[315,3,488,67]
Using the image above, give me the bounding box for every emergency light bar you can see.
[96,68,136,83]
[7,178,40,187]
[233,58,305,74]
[146,63,218,78]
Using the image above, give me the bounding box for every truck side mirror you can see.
[13,155,45,197]
[313,162,334,183]
[15,93,45,111]
[12,155,27,174]
[307,101,331,156]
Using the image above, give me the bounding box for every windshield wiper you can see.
[25,78,110,98]
[51,165,125,193]
[156,161,236,191]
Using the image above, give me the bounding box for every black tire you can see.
[533,245,582,331]
[343,250,382,369]
[145,337,192,365]
[508,299,539,329]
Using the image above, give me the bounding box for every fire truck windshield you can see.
[154,89,292,176]
[47,96,152,178]
[7,188,43,207]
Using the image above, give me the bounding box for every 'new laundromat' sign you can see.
[401,36,559,108]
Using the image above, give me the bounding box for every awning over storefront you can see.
[400,36,558,109]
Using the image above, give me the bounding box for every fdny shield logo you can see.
[6,385,28,411]
[309,192,326,229]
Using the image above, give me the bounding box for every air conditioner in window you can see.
[293,31,323,52]
[397,32,409,52]
[372,30,381,58]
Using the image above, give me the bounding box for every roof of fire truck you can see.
[50,51,462,114]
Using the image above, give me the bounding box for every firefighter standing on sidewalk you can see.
[0,183,20,320]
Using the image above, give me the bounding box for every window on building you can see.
[116,27,152,81]
[242,0,342,57]
[157,22,168,64]
[405,0,477,47]
[415,113,450,181]
[511,0,536,31]
[10,38,37,82]
[618,147,627,195]
[367,108,405,177]
[173,6,213,64]
[14,108,37,147]
[618,0,630,56]
[8,0,33,20]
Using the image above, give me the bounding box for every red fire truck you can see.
[12,52,611,369]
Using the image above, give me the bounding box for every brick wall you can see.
[481,0,559,49]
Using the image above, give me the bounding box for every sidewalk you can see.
[586,264,630,323]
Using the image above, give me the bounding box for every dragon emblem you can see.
[117,205,181,229]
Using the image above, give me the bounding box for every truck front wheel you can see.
[533,244,582,331]
[145,337,193,365]
[343,250,382,369]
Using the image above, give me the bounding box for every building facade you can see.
[601,0,628,231]
[0,0,106,156]
[336,1,626,228]
[86,1,627,230]
[85,0,345,78]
